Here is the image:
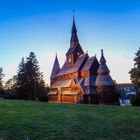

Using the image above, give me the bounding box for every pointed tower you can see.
[96,50,119,105]
[70,18,79,48]
[50,54,60,86]
[66,16,84,67]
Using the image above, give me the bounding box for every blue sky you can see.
[0,0,140,84]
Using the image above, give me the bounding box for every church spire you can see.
[50,53,60,79]
[100,49,106,64]
[66,14,84,66]
[70,13,79,47]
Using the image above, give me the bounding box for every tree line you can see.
[0,52,48,101]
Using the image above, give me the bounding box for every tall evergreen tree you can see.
[16,52,46,100]
[16,58,27,99]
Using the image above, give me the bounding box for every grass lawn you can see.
[0,100,140,140]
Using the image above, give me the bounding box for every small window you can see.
[68,57,72,63]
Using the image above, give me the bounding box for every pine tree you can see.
[16,58,27,99]
[16,52,46,100]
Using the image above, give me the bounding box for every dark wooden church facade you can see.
[48,19,119,105]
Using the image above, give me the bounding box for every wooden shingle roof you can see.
[96,50,114,86]
[50,55,60,79]
[57,53,88,76]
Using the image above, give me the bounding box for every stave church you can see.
[48,17,119,105]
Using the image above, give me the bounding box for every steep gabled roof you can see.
[74,53,88,71]
[57,53,88,76]
[50,54,60,79]
[81,56,96,71]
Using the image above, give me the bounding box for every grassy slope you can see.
[0,100,140,140]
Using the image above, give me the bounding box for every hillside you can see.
[0,100,140,140]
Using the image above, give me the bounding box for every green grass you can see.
[0,100,140,140]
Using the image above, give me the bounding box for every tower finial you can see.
[73,10,75,21]
[101,49,104,56]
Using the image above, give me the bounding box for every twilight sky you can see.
[0,0,140,84]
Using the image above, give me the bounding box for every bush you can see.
[130,92,140,106]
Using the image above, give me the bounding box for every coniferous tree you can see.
[16,52,46,100]
[16,57,27,99]
[129,48,140,106]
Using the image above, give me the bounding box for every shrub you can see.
[130,92,140,106]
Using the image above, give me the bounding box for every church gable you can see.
[81,56,99,77]
[57,53,88,77]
